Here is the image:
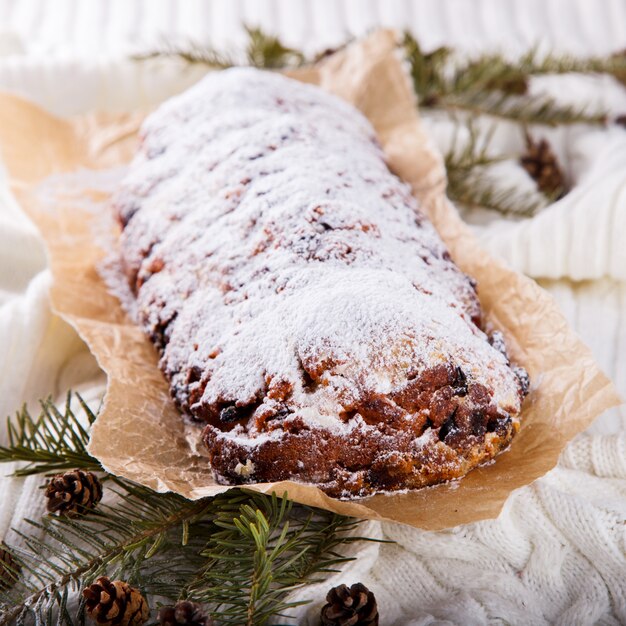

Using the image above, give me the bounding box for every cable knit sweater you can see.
[0,2,625,624]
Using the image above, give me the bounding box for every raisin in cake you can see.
[114,67,529,498]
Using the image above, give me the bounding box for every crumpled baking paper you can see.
[0,30,620,529]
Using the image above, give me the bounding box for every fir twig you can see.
[0,485,212,626]
[402,35,452,106]
[447,170,546,218]
[440,90,605,127]
[0,393,102,476]
[513,47,626,83]
[447,47,626,93]
[244,26,305,69]
[403,32,609,127]
[134,26,305,70]
[133,39,234,68]
[0,487,366,626]
[444,121,546,217]
[188,493,365,626]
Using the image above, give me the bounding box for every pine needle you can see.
[515,47,626,83]
[444,121,547,217]
[447,170,546,218]
[244,26,305,69]
[0,485,211,626]
[440,90,605,127]
[403,32,609,126]
[133,26,305,70]
[402,33,452,106]
[133,40,234,68]
[188,493,365,626]
[0,393,102,476]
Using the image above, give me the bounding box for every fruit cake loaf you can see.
[113,67,529,498]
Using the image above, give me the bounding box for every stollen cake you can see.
[113,67,529,498]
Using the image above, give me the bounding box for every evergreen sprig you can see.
[439,90,604,127]
[189,496,363,626]
[494,47,626,83]
[0,393,101,476]
[134,26,304,70]
[134,40,233,68]
[402,32,607,126]
[444,122,547,217]
[0,394,369,626]
[244,26,305,69]
[0,483,211,626]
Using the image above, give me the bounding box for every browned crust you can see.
[203,415,519,498]
[203,354,527,497]
[201,350,527,497]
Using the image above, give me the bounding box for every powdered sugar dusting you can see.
[113,68,524,465]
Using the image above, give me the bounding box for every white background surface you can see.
[0,2,624,625]
[0,0,626,58]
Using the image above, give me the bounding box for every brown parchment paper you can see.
[0,30,620,529]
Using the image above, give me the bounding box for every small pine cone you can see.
[83,577,149,626]
[321,583,378,626]
[0,544,21,590]
[158,601,212,626]
[520,132,566,200]
[45,469,103,517]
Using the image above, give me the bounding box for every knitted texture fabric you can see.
[0,2,625,624]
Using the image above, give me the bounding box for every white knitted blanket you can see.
[0,2,625,624]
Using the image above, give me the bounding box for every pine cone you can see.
[320,583,378,626]
[83,577,149,626]
[158,601,212,626]
[520,132,566,200]
[45,469,103,517]
[0,544,20,590]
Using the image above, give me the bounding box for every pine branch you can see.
[0,481,212,626]
[1,488,367,626]
[403,32,609,126]
[133,39,234,68]
[449,48,626,94]
[187,493,365,626]
[133,28,626,217]
[244,26,305,69]
[0,393,102,476]
[134,26,305,70]
[455,54,529,95]
[444,121,547,217]
[515,47,626,83]
[447,169,546,218]
[439,90,605,127]
[136,28,618,128]
[402,34,452,106]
